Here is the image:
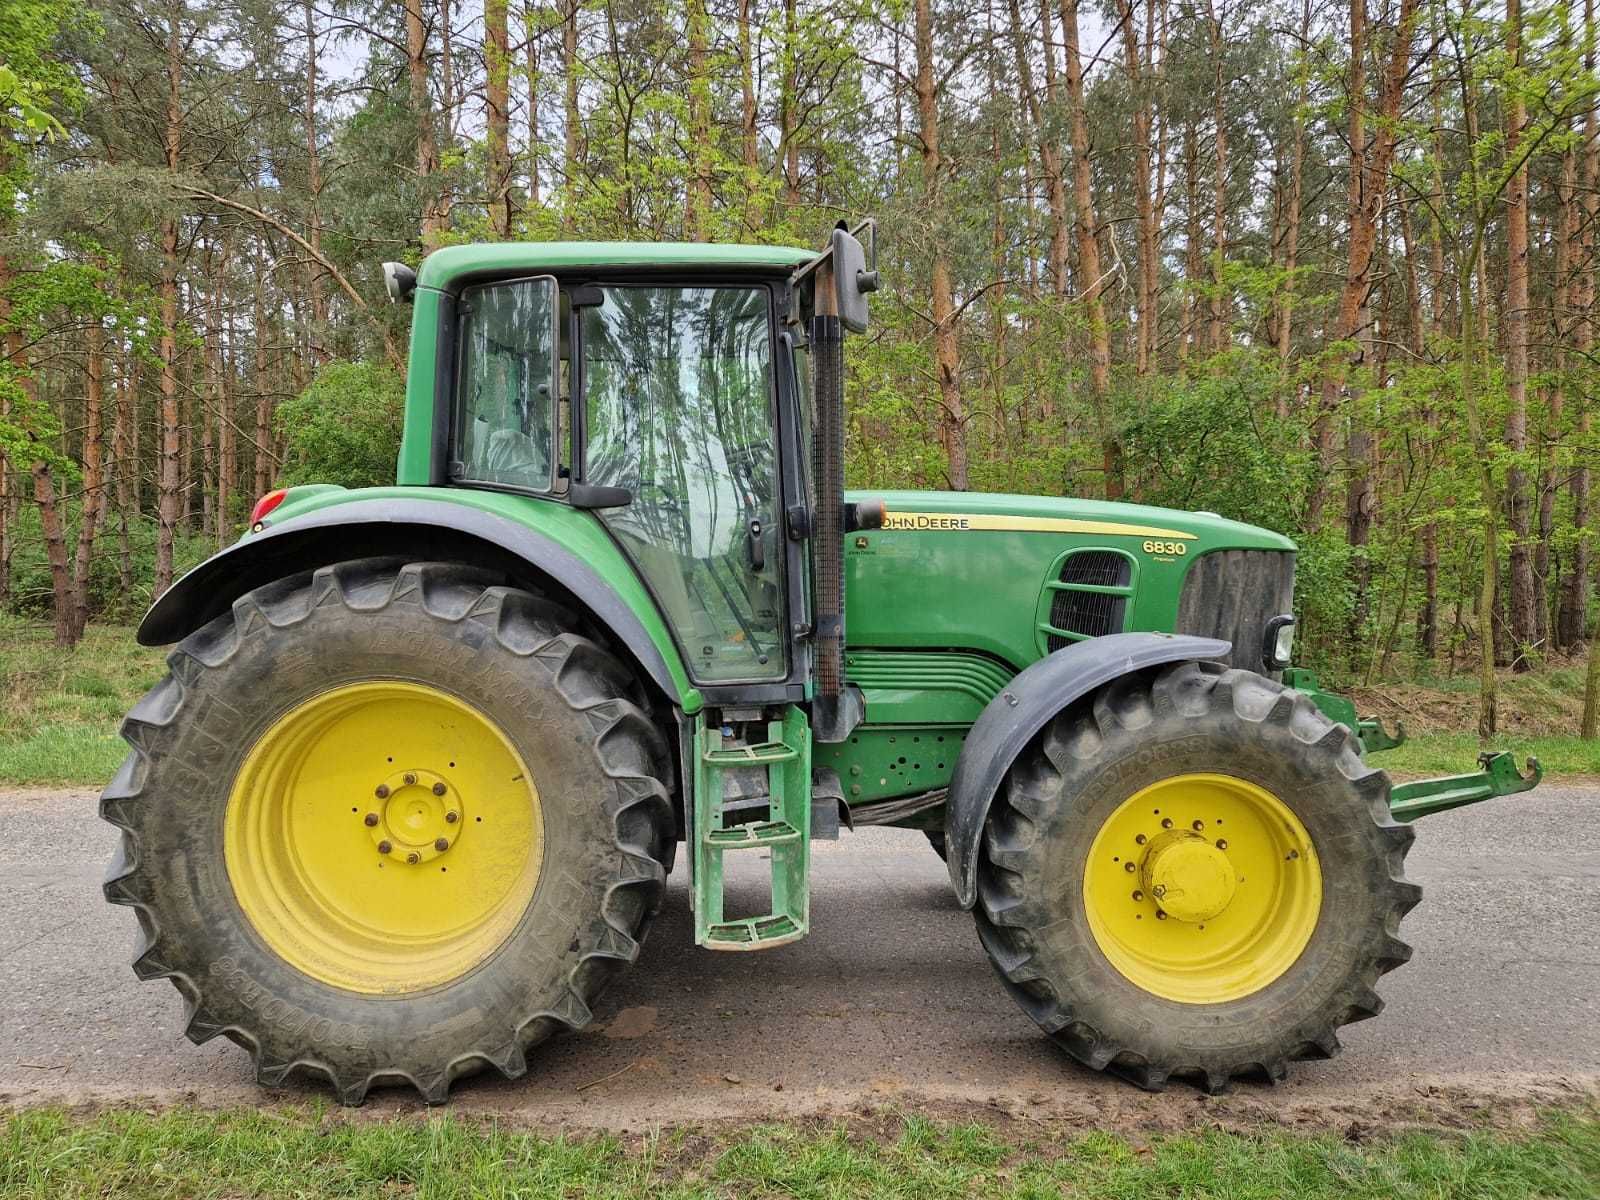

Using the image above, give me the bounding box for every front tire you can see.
[100,559,674,1103]
[974,661,1419,1092]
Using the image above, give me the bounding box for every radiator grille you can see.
[1175,549,1296,673]
[1040,550,1133,653]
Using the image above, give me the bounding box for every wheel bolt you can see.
[375,784,390,799]
[1135,834,1147,845]
[1155,911,1168,920]
[1161,818,1173,829]
[378,840,392,854]
[432,782,447,796]
[403,772,417,786]
[1216,839,1228,850]
[1123,861,1136,873]
[445,810,459,824]
[406,851,420,864]
[363,812,379,827]
[435,837,449,852]
[1192,820,1205,832]
[1132,890,1144,901]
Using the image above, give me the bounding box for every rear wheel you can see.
[974,662,1419,1092]
[101,559,674,1103]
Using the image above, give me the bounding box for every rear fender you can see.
[944,632,1231,908]
[138,496,696,708]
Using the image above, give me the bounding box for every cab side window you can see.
[454,278,558,490]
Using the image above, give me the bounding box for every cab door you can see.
[578,283,786,683]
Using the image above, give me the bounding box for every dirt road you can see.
[2,784,1595,1129]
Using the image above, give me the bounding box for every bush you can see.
[276,361,405,490]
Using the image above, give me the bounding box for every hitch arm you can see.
[1388,752,1543,823]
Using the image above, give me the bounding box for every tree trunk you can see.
[486,0,513,237]
[1503,0,1537,667]
[524,3,542,207]
[1276,0,1311,367]
[1118,0,1157,375]
[685,0,712,239]
[406,0,446,251]
[154,0,184,598]
[1307,0,1417,532]
[913,0,965,490]
[1060,0,1121,497]
[303,0,328,360]
[70,317,108,640]
[1561,0,1597,649]
[1202,0,1228,353]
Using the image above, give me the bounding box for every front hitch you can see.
[1281,667,1544,822]
[1388,752,1543,822]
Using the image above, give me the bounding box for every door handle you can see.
[747,519,765,571]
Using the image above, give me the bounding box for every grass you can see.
[1,1105,1596,1199]
[0,617,165,787]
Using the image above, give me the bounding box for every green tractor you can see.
[102,228,1540,1103]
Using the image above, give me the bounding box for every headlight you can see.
[1263,614,1295,669]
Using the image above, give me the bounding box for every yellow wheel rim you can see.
[224,682,544,995]
[1083,773,1321,1004]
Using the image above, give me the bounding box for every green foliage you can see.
[276,362,406,490]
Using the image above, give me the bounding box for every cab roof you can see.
[417,241,816,290]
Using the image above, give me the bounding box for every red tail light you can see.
[249,488,288,527]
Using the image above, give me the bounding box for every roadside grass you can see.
[2,1104,1596,1199]
[0,618,163,787]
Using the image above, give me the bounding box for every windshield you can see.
[582,285,784,682]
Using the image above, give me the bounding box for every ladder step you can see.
[705,820,802,848]
[704,914,804,950]
[702,741,799,766]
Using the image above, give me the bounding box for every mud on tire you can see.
[973,661,1420,1093]
[99,559,675,1104]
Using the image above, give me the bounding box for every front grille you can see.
[1043,550,1132,653]
[1175,549,1296,673]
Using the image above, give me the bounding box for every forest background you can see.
[2,0,1596,744]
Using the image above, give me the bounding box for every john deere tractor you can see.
[102,227,1541,1103]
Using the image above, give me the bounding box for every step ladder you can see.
[692,706,811,950]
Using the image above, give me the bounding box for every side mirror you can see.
[382,261,418,304]
[830,226,875,334]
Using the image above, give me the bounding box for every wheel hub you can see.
[367,769,462,864]
[1081,772,1323,1004]
[1140,830,1236,923]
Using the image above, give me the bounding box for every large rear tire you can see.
[974,661,1419,1092]
[100,559,674,1104]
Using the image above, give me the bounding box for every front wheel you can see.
[974,662,1419,1092]
[100,560,674,1103]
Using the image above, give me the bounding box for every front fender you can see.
[138,494,697,709]
[944,632,1230,908]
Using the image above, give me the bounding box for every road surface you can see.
[1,784,1595,1129]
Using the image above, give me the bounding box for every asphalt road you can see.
[1,784,1596,1128]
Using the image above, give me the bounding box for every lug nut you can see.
[375,784,390,799]
[378,840,392,854]
[1161,818,1173,829]
[1135,834,1147,845]
[1192,820,1205,832]
[1124,861,1136,873]
[363,812,379,827]
[445,810,459,824]
[432,782,447,796]
[434,837,449,852]
[403,772,417,786]
[1152,884,1167,898]
[1132,890,1144,901]
[1216,839,1228,850]
[406,851,420,864]
[1155,911,1168,920]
